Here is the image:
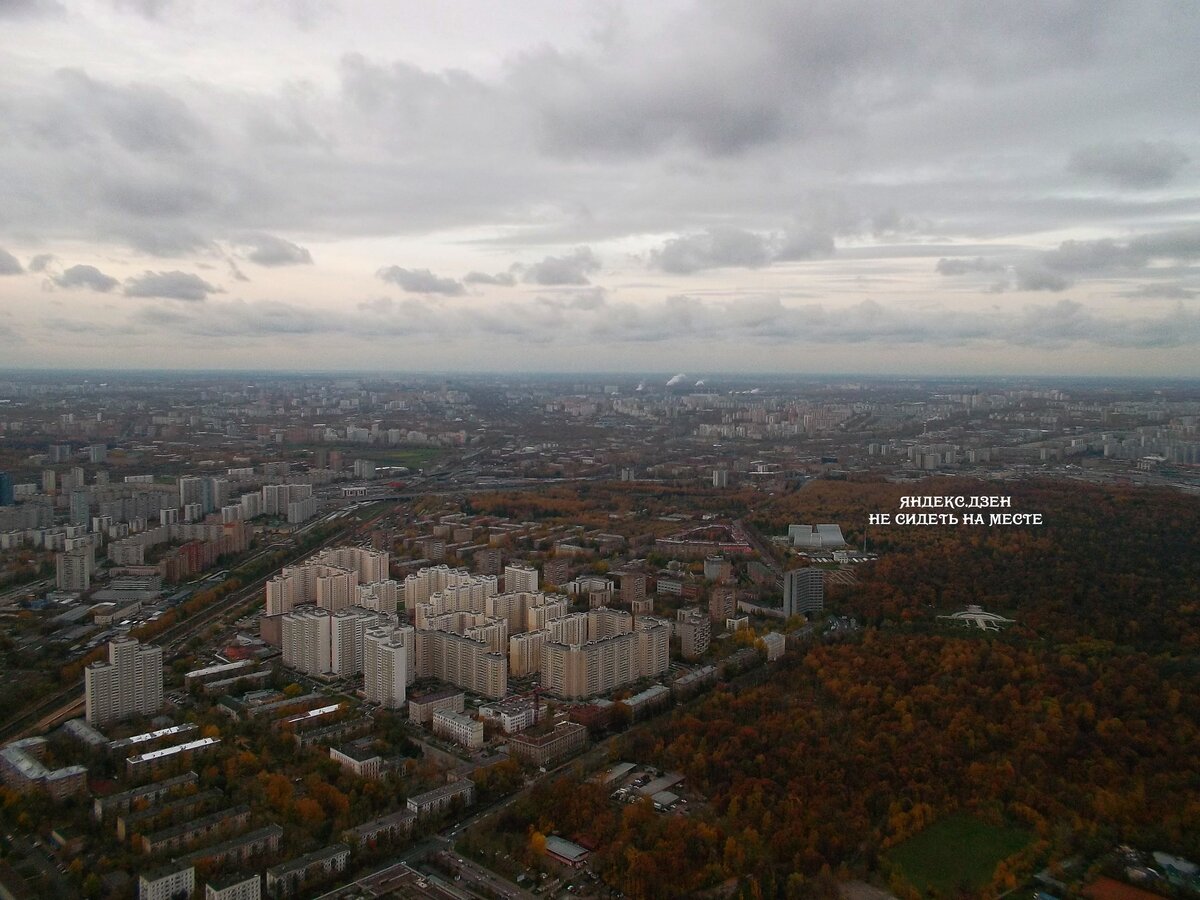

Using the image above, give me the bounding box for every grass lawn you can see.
[366,447,444,468]
[887,814,1032,895]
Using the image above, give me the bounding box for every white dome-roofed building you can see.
[787,524,847,549]
[937,605,1015,631]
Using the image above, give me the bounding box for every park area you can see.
[887,814,1032,895]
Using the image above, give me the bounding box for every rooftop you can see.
[175,824,284,867]
[284,703,342,724]
[333,743,380,763]
[343,808,416,838]
[143,804,248,844]
[509,721,587,747]
[96,771,197,806]
[205,872,260,891]
[545,835,589,863]
[409,686,464,705]
[184,659,256,679]
[408,780,473,805]
[266,843,349,878]
[139,863,194,884]
[594,762,636,784]
[637,772,685,796]
[109,723,197,749]
[624,685,671,706]
[127,737,219,765]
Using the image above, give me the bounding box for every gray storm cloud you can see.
[519,248,601,286]
[123,270,220,301]
[1069,141,1190,189]
[0,248,23,275]
[464,270,517,287]
[377,267,466,296]
[650,227,835,274]
[235,234,314,267]
[53,264,119,292]
[28,254,56,273]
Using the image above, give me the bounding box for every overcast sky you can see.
[1,0,1199,376]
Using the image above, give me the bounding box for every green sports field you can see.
[887,814,1032,895]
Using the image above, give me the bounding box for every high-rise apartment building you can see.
[331,608,390,675]
[266,563,358,616]
[0,472,14,506]
[209,478,229,512]
[240,492,262,519]
[56,548,93,591]
[635,616,671,677]
[709,586,737,622]
[261,483,312,517]
[356,580,401,614]
[281,606,391,677]
[85,638,164,726]
[313,546,390,583]
[287,496,319,524]
[403,565,497,613]
[473,548,502,576]
[464,618,509,655]
[485,591,569,633]
[281,606,332,676]
[508,630,547,677]
[419,578,497,618]
[548,612,589,646]
[676,607,711,660]
[178,476,207,512]
[542,558,570,588]
[539,609,668,699]
[69,494,90,528]
[394,624,416,686]
[362,627,408,709]
[540,636,633,700]
[588,606,634,639]
[504,563,539,593]
[415,630,507,699]
[782,568,824,618]
[620,571,647,605]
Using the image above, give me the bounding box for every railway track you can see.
[0,507,396,741]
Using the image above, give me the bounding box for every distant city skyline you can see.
[1,2,1198,375]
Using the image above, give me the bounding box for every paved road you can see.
[328,735,618,899]
[435,848,535,899]
[316,860,469,899]
[7,833,74,896]
[0,578,52,608]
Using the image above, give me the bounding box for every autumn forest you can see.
[507,479,1200,899]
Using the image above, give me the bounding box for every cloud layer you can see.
[377,266,466,296]
[54,264,119,292]
[124,270,220,301]
[0,1,1197,372]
